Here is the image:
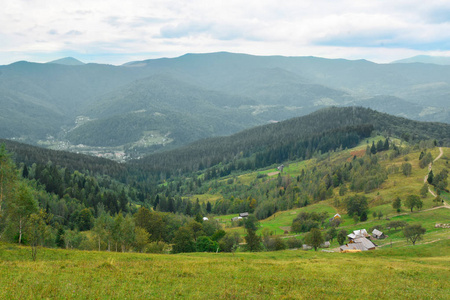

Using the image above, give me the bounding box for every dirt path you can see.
[434,147,444,162]
[267,171,280,177]
[423,147,446,201]
[394,205,450,218]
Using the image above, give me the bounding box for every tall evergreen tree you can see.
[370,141,377,154]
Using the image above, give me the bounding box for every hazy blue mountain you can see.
[85,74,256,118]
[2,52,450,156]
[47,57,85,65]
[0,87,65,139]
[67,75,261,147]
[349,95,450,124]
[131,52,450,108]
[391,55,450,65]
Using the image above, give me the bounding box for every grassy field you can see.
[210,145,449,233]
[1,240,449,299]
[1,142,449,299]
[258,203,338,235]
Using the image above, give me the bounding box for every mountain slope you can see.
[47,57,85,65]
[0,87,65,139]
[131,52,450,108]
[130,107,450,177]
[66,75,261,147]
[4,107,450,184]
[2,52,450,153]
[392,55,450,65]
[348,95,450,124]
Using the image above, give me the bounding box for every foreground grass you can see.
[1,241,449,299]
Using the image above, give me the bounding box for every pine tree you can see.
[22,165,29,178]
[392,197,402,213]
[427,170,434,185]
[370,141,377,154]
[383,138,389,150]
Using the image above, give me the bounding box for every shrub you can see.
[287,237,303,249]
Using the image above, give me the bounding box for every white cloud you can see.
[1,0,450,64]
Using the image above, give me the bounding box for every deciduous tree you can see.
[6,181,38,244]
[337,229,347,245]
[392,197,402,213]
[403,224,426,245]
[305,228,324,251]
[172,226,196,253]
[405,195,422,212]
[401,163,412,177]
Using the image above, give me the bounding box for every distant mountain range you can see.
[47,57,85,66]
[391,55,450,65]
[1,52,450,158]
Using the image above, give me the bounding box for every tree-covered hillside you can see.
[3,107,450,182]
[66,75,260,147]
[130,107,450,178]
[2,52,450,154]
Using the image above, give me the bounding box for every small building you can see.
[329,213,341,222]
[277,164,284,172]
[320,241,331,248]
[340,237,376,252]
[347,229,369,241]
[239,212,249,218]
[231,216,243,222]
[302,244,313,250]
[372,229,385,239]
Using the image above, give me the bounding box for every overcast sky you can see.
[2,0,450,65]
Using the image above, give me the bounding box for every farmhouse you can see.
[329,213,341,222]
[320,241,331,248]
[340,237,376,252]
[231,212,249,222]
[372,229,385,239]
[347,229,369,241]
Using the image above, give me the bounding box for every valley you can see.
[1,58,450,299]
[37,127,172,162]
[3,1,450,298]
[2,53,450,160]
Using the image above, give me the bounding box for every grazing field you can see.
[1,240,449,299]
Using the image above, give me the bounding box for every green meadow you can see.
[2,139,449,299]
[1,239,449,299]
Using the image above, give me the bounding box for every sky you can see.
[1,0,450,65]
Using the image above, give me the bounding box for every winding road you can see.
[423,147,448,206]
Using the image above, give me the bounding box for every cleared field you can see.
[1,240,449,299]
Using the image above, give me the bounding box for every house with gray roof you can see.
[372,229,385,239]
[347,229,369,241]
[340,237,376,252]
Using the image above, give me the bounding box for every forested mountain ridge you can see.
[66,75,260,147]
[1,52,450,159]
[131,52,450,108]
[130,107,450,178]
[0,138,125,178]
[4,107,448,184]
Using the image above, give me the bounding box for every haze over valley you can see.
[2,52,450,160]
